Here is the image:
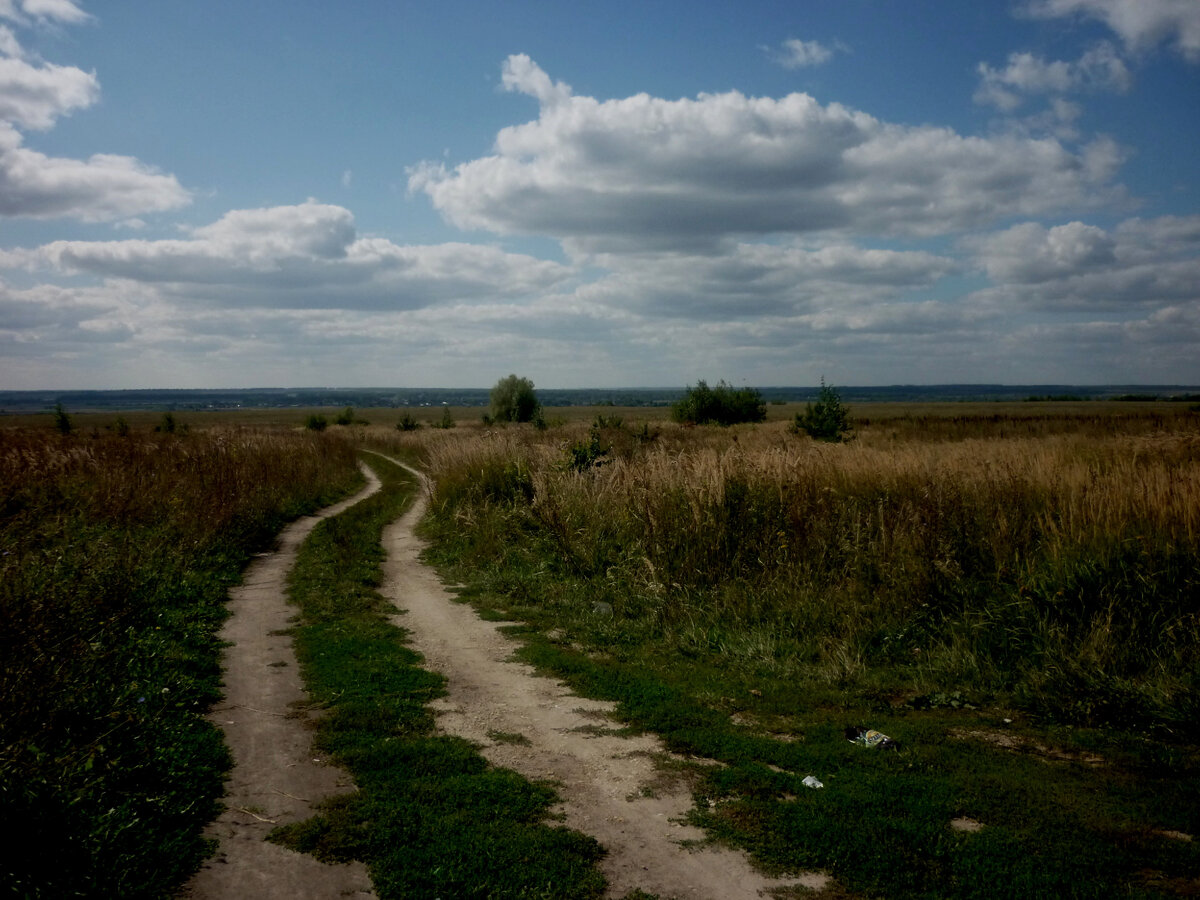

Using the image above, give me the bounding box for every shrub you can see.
[671,380,766,426]
[335,406,355,426]
[305,414,328,431]
[432,406,455,429]
[490,374,541,423]
[52,403,72,435]
[565,429,608,472]
[397,413,421,431]
[792,378,852,442]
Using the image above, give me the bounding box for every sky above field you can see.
[0,0,1198,389]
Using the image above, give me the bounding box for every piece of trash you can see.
[845,726,898,750]
[802,775,824,789]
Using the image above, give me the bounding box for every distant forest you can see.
[3,384,1200,414]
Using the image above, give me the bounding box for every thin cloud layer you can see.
[16,199,572,309]
[410,56,1125,253]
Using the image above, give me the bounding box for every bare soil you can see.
[376,455,829,899]
[182,465,380,900]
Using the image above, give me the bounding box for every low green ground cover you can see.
[0,428,360,898]
[275,451,606,898]
[410,414,1200,898]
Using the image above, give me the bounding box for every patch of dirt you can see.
[377,456,831,899]
[950,817,985,833]
[182,465,381,900]
[949,727,1106,766]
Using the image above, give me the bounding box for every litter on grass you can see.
[802,775,824,789]
[846,726,898,750]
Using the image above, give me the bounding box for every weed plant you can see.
[395,411,1200,897]
[0,427,360,898]
[275,451,605,898]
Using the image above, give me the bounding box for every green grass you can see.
[275,451,606,899]
[415,415,1200,898]
[0,428,361,898]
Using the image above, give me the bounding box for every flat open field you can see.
[3,401,1198,897]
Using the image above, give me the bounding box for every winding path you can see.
[182,464,380,900]
[374,454,827,899]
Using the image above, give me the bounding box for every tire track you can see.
[374,454,827,899]
[183,463,380,900]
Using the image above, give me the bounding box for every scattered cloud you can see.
[0,0,90,27]
[0,123,191,220]
[771,38,841,69]
[975,41,1131,109]
[1023,0,1200,61]
[0,4,190,222]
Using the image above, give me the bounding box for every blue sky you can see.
[1,0,1198,389]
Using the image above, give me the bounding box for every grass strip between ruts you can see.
[274,451,606,899]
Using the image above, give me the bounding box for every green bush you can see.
[792,378,852,442]
[671,380,766,426]
[397,413,421,431]
[305,414,329,431]
[490,374,541,423]
[52,403,72,435]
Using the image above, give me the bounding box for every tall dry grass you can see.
[0,426,360,898]
[403,414,1200,733]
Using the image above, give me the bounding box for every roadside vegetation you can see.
[274,450,606,898]
[0,426,361,898]
[374,406,1200,898]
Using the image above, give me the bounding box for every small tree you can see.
[431,406,455,429]
[335,406,355,426]
[397,412,421,431]
[52,403,72,435]
[490,374,541,423]
[792,378,852,442]
[671,380,766,426]
[304,414,328,431]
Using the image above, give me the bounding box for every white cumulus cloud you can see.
[9,199,572,310]
[410,56,1127,254]
[967,215,1200,310]
[0,123,190,220]
[0,0,90,26]
[0,54,97,129]
[0,2,192,222]
[975,42,1131,109]
[1023,0,1200,61]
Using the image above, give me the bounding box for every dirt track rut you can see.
[182,465,380,900]
[376,454,825,899]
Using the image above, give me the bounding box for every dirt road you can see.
[182,465,380,900]
[375,455,827,899]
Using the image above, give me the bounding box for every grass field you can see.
[0,425,361,898]
[3,401,1197,897]
[371,403,1200,897]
